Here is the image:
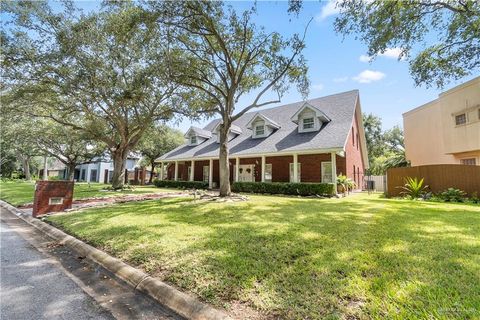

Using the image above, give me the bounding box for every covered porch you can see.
[157,151,350,190]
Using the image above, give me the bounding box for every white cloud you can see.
[333,77,348,83]
[359,47,404,62]
[315,0,340,21]
[379,47,403,59]
[352,70,386,83]
[311,83,324,91]
[359,55,371,63]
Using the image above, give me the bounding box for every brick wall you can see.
[266,155,293,182]
[298,154,345,182]
[163,152,350,185]
[345,103,367,189]
[32,181,74,217]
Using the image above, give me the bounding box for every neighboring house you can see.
[74,156,140,183]
[157,90,369,189]
[39,159,68,179]
[403,76,480,166]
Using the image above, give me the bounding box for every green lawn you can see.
[0,180,173,206]
[46,193,480,319]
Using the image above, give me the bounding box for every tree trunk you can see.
[111,148,128,189]
[218,123,231,197]
[42,156,48,180]
[67,163,76,181]
[23,157,31,181]
[149,160,155,184]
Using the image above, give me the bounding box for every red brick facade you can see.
[32,181,74,217]
[345,106,366,189]
[166,153,348,185]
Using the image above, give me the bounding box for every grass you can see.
[0,180,173,206]
[46,193,480,319]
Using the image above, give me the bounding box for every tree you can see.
[36,121,104,181]
[2,1,182,189]
[334,0,480,88]
[362,114,409,174]
[137,125,184,183]
[156,1,309,196]
[362,113,384,160]
[1,113,42,180]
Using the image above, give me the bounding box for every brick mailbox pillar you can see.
[32,181,74,217]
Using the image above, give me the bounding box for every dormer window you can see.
[291,103,331,133]
[255,125,265,136]
[246,112,280,139]
[303,117,314,130]
[185,126,212,146]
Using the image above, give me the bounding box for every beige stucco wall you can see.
[403,77,480,166]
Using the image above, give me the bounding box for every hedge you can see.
[232,181,336,197]
[153,179,208,189]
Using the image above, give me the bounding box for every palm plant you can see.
[399,177,428,200]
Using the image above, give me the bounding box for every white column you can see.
[190,160,195,181]
[159,162,164,180]
[43,156,48,180]
[174,161,179,181]
[261,156,266,182]
[293,154,298,183]
[331,152,337,194]
[208,159,213,189]
[235,157,240,182]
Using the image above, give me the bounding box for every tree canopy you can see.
[334,0,480,88]
[362,113,408,175]
[137,124,184,183]
[2,1,182,188]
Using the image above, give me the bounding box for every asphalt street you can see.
[0,213,114,320]
[0,208,183,320]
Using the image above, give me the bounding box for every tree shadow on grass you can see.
[160,197,480,318]
[48,195,480,319]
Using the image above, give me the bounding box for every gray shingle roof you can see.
[159,90,359,161]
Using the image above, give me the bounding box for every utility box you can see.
[32,181,74,217]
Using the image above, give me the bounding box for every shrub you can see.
[399,177,428,200]
[232,181,336,197]
[440,188,466,202]
[470,192,479,204]
[153,179,208,189]
[336,175,356,194]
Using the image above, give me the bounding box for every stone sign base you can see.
[33,181,74,217]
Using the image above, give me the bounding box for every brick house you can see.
[157,90,368,189]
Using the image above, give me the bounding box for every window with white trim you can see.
[187,166,192,180]
[265,163,272,182]
[203,166,209,182]
[289,163,301,182]
[461,158,476,165]
[303,117,314,130]
[455,113,466,125]
[321,162,333,183]
[190,136,197,145]
[255,125,265,136]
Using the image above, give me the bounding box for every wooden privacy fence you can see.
[387,164,480,197]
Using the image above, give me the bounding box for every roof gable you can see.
[245,113,281,130]
[290,103,331,123]
[184,126,212,139]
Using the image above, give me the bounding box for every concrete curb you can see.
[0,200,232,320]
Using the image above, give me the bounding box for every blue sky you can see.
[172,0,476,132]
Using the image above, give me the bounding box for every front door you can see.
[238,164,254,182]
